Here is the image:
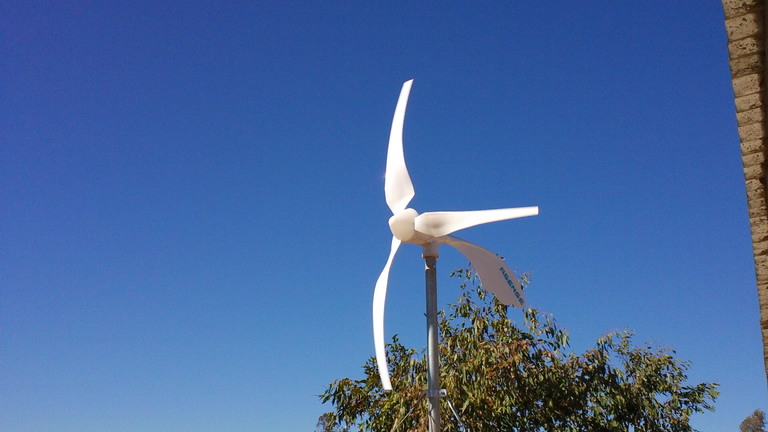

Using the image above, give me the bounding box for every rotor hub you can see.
[389,208,418,242]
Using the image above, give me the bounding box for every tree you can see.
[740,409,766,432]
[319,269,719,431]
[315,413,349,432]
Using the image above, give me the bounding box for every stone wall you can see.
[723,0,768,379]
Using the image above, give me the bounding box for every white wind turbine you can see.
[373,79,538,432]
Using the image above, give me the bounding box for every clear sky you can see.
[1,2,762,431]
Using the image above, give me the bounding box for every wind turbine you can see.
[373,79,538,432]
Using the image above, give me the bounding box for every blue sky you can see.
[1,2,762,431]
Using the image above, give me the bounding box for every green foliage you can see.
[740,409,767,432]
[319,269,718,431]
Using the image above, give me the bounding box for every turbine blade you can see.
[416,206,539,237]
[385,80,416,213]
[373,236,402,391]
[443,235,526,308]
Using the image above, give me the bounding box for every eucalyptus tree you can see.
[319,270,718,432]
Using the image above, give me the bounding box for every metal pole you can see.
[423,243,441,432]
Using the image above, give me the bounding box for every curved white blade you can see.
[443,235,526,308]
[416,206,539,237]
[385,80,415,213]
[373,236,401,391]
